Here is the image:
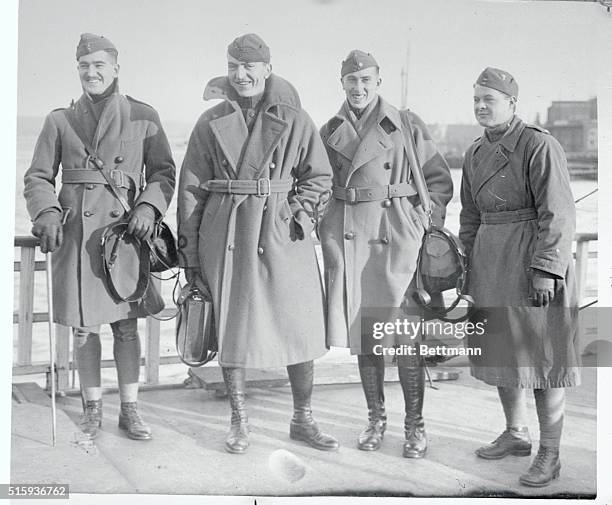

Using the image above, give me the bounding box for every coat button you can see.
[84,211,93,217]
[85,184,95,190]
[257,247,264,255]
[263,205,268,212]
[248,111,256,118]
[381,237,389,245]
[228,244,235,251]
[111,210,121,218]
[382,199,392,208]
[344,232,355,240]
[222,159,228,166]
[269,162,276,169]
[114,156,124,164]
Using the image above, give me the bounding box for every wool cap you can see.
[76,33,118,60]
[475,67,518,98]
[341,50,378,77]
[227,33,270,63]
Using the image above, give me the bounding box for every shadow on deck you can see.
[11,366,596,498]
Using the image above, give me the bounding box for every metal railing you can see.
[12,233,598,388]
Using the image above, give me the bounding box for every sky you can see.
[15,0,608,127]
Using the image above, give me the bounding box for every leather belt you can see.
[481,208,537,224]
[202,178,293,197]
[332,183,418,204]
[62,169,138,190]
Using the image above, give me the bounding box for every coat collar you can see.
[203,74,300,180]
[473,115,525,154]
[326,96,401,177]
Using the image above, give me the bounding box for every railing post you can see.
[575,237,589,305]
[17,246,36,366]
[144,277,161,385]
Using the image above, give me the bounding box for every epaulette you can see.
[126,95,154,110]
[473,136,482,142]
[525,123,550,135]
[52,98,74,113]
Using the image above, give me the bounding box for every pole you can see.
[45,252,57,447]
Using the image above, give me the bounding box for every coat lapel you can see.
[209,105,246,179]
[471,117,526,199]
[325,106,361,162]
[92,93,123,151]
[237,109,288,180]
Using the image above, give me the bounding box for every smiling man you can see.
[23,33,176,441]
[459,67,580,487]
[177,33,338,454]
[319,50,452,459]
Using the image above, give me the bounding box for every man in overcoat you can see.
[459,67,580,486]
[319,50,453,458]
[177,33,338,454]
[23,33,176,440]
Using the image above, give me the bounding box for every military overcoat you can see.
[24,91,176,327]
[459,115,580,388]
[177,75,332,368]
[319,98,453,354]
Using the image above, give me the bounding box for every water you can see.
[13,117,598,383]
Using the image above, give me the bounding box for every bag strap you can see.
[399,112,433,231]
[63,108,132,215]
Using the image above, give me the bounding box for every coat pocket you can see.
[273,198,293,242]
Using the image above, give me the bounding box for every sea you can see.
[12,117,598,386]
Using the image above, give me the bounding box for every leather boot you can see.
[519,445,561,487]
[287,361,339,451]
[398,357,427,458]
[357,358,386,451]
[79,399,102,439]
[475,427,532,459]
[222,367,249,454]
[118,402,152,440]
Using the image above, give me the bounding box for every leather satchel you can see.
[175,285,217,367]
[400,113,473,322]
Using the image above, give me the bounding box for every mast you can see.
[400,44,410,109]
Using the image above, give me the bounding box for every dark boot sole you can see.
[118,422,152,441]
[476,447,532,460]
[289,432,339,452]
[357,443,382,451]
[403,448,427,459]
[519,466,561,487]
[225,444,248,454]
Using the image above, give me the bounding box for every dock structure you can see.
[10,234,599,497]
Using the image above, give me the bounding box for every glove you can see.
[529,269,557,307]
[127,203,156,240]
[31,209,63,253]
[185,267,211,299]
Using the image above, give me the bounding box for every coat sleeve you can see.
[289,111,333,237]
[406,111,453,228]
[135,109,176,216]
[177,116,214,268]
[458,147,480,257]
[526,133,575,278]
[23,113,63,221]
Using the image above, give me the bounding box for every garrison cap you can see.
[341,49,378,77]
[76,33,118,60]
[475,67,518,98]
[227,33,270,63]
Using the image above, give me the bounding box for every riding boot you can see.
[287,360,339,451]
[398,353,427,458]
[222,367,249,454]
[357,354,386,451]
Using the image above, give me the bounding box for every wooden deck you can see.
[11,366,596,498]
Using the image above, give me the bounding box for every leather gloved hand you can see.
[127,203,156,241]
[31,209,63,253]
[185,267,212,299]
[529,269,557,307]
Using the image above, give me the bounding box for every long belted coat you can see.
[177,75,332,368]
[459,115,580,388]
[23,91,176,327]
[319,98,453,354]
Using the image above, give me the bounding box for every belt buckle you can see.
[346,187,357,204]
[109,169,125,188]
[256,177,271,197]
